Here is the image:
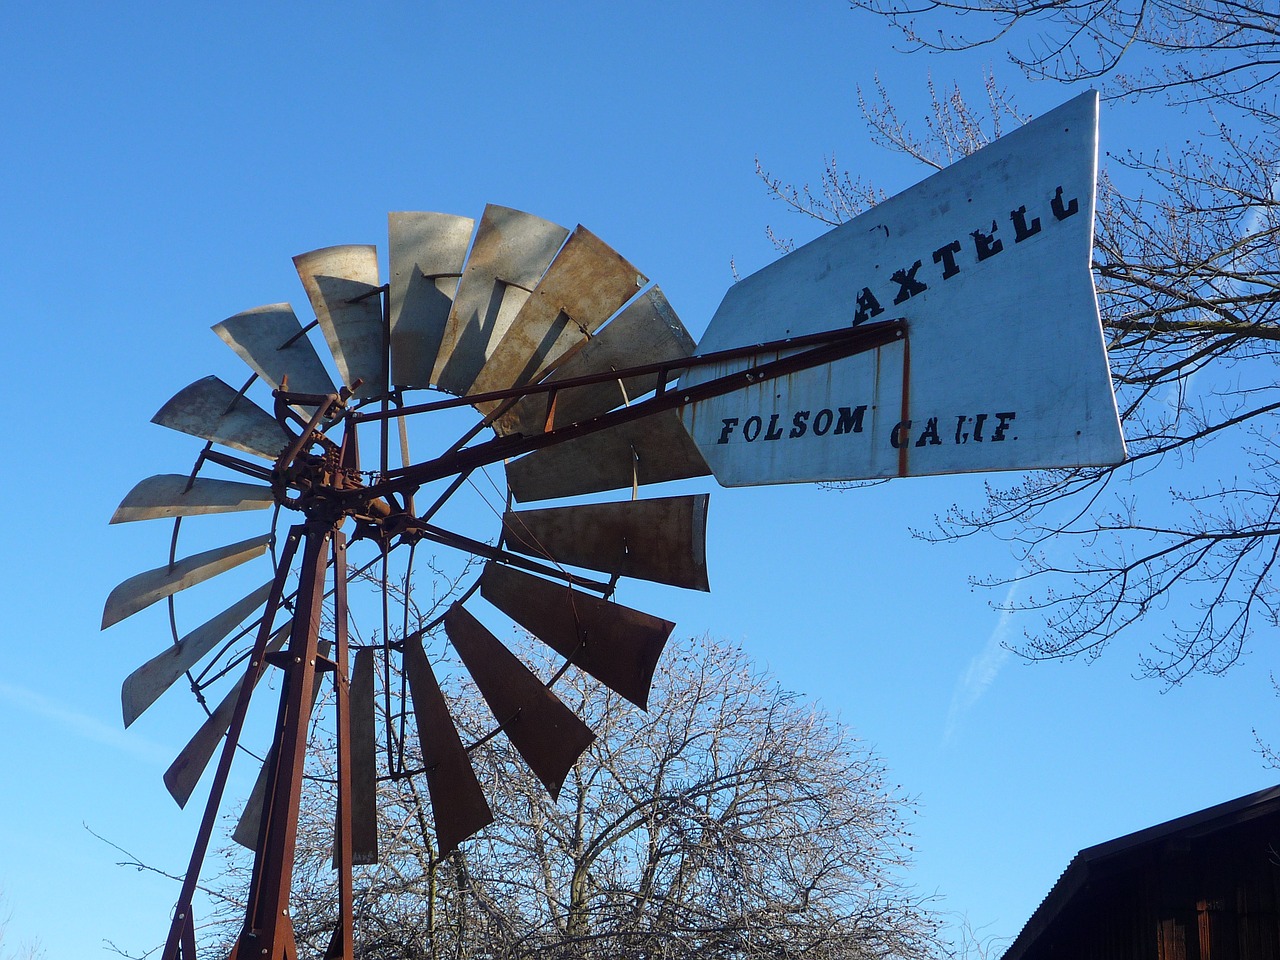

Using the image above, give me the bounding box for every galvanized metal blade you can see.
[479,563,672,710]
[121,581,274,727]
[444,604,595,800]
[431,205,569,396]
[403,634,493,855]
[232,745,273,849]
[110,474,275,524]
[212,303,338,403]
[469,225,646,399]
[152,376,290,461]
[502,495,710,591]
[493,286,694,437]
[294,245,385,398]
[389,212,475,388]
[232,638,330,848]
[164,623,291,808]
[102,533,273,630]
[349,646,378,865]
[506,408,710,503]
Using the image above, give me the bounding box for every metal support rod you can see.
[360,319,906,499]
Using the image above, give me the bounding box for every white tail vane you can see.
[682,91,1125,485]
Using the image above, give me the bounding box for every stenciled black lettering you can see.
[890,420,912,449]
[763,413,784,440]
[972,412,988,441]
[992,411,1016,441]
[891,260,928,304]
[914,417,942,447]
[717,418,739,444]
[789,410,811,438]
[743,416,762,442]
[932,240,962,279]
[834,405,867,435]
[855,287,884,324]
[812,409,834,436]
[1051,186,1079,221]
[971,221,1004,261]
[1010,205,1042,242]
[954,415,969,444]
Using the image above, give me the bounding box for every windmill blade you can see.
[110,475,275,524]
[505,409,710,503]
[233,640,336,852]
[349,646,378,865]
[294,245,385,398]
[164,623,291,808]
[431,205,569,396]
[121,581,274,727]
[388,212,475,388]
[232,744,274,850]
[212,303,338,402]
[502,495,710,591]
[444,604,595,800]
[403,634,493,855]
[468,225,647,400]
[479,563,672,710]
[102,534,273,630]
[152,376,290,461]
[493,286,694,438]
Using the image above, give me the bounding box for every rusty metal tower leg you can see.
[161,527,303,960]
[325,532,355,960]
[230,521,333,960]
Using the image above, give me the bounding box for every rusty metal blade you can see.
[212,303,337,402]
[506,408,710,503]
[431,205,569,396]
[389,212,475,388]
[444,604,595,800]
[469,225,646,398]
[110,474,275,524]
[121,581,273,727]
[403,634,493,854]
[493,286,694,437]
[152,376,290,461]
[502,496,710,591]
[102,534,273,630]
[294,245,385,398]
[479,563,672,710]
[350,646,378,865]
[164,623,291,808]
[232,638,329,848]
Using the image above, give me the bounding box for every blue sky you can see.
[2,3,1275,957]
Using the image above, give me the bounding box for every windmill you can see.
[103,91,1124,960]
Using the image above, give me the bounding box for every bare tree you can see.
[203,633,944,960]
[760,3,1280,684]
[0,892,44,960]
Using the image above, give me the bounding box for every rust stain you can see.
[897,334,911,478]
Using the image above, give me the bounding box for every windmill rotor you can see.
[102,205,739,960]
